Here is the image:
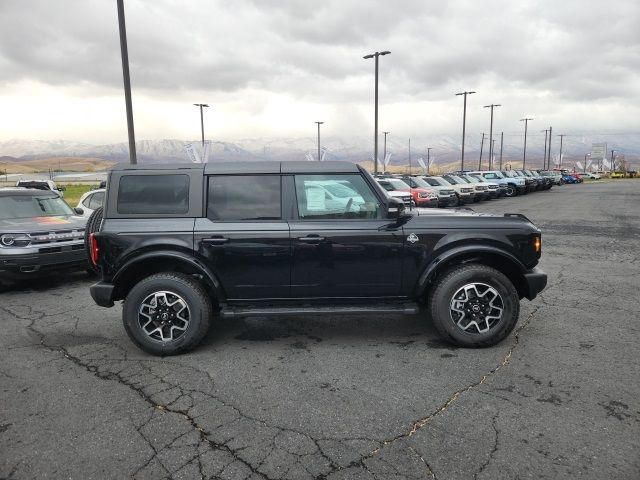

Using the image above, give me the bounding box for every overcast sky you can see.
[0,0,638,144]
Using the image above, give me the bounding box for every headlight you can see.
[1,233,31,247]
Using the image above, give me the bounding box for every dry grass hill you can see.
[0,157,115,174]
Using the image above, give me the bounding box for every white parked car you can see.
[77,188,105,217]
[581,172,601,180]
[15,179,64,197]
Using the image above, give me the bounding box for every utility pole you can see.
[484,104,501,168]
[584,153,590,173]
[363,50,391,174]
[427,147,433,174]
[408,138,411,175]
[315,121,324,161]
[193,103,209,146]
[117,0,137,164]
[455,90,476,172]
[499,132,504,170]
[520,118,533,169]
[610,149,616,172]
[479,133,486,170]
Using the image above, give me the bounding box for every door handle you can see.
[202,236,229,245]
[298,236,325,243]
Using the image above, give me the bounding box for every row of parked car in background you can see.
[372,168,582,208]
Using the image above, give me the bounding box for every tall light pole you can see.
[548,126,553,169]
[427,147,433,174]
[491,139,496,169]
[520,118,533,169]
[484,104,501,169]
[584,153,590,173]
[610,149,616,172]
[557,134,565,168]
[478,133,487,170]
[314,121,324,161]
[363,50,391,174]
[117,0,136,164]
[541,129,549,170]
[499,132,504,170]
[193,103,209,146]
[383,131,390,168]
[455,91,476,172]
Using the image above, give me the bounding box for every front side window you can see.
[208,175,281,221]
[118,175,189,214]
[295,174,382,220]
[88,191,104,210]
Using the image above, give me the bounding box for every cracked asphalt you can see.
[1,180,639,479]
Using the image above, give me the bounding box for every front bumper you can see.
[416,197,439,208]
[522,267,547,300]
[90,281,115,307]
[438,195,458,207]
[0,247,86,279]
[459,193,475,204]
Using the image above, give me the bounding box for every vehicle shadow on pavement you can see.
[0,271,94,294]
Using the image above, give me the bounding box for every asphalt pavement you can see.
[1,180,639,479]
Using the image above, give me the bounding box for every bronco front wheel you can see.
[428,264,520,347]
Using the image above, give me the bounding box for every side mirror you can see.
[386,197,405,219]
[59,186,67,191]
[73,207,84,215]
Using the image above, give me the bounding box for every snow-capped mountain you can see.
[1,132,638,168]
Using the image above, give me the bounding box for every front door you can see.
[289,174,404,298]
[194,174,290,299]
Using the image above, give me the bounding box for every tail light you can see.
[89,233,100,265]
[533,234,541,253]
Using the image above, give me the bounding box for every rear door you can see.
[194,174,290,300]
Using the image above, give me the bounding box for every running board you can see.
[221,303,419,319]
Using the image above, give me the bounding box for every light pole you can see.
[363,50,391,174]
[499,132,504,170]
[383,131,390,168]
[117,0,136,164]
[427,147,433,174]
[193,103,209,146]
[455,90,476,172]
[520,118,533,169]
[548,126,553,169]
[558,134,565,168]
[491,139,496,169]
[408,138,412,175]
[541,129,549,170]
[479,133,486,170]
[484,104,501,168]
[584,153,590,173]
[315,121,324,161]
[610,149,617,173]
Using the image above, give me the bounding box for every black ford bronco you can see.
[88,161,546,355]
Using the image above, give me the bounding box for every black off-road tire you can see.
[428,264,520,348]
[84,207,103,274]
[123,273,212,356]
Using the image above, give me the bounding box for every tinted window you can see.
[88,191,104,210]
[295,174,382,220]
[118,175,189,214]
[424,178,441,187]
[208,175,281,221]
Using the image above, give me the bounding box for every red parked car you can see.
[375,177,439,207]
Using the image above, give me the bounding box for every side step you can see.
[220,303,419,319]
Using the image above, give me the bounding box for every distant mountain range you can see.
[1,132,638,169]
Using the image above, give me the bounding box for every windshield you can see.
[503,170,517,178]
[384,179,410,190]
[0,194,73,219]
[407,177,431,188]
[465,175,481,183]
[423,177,443,187]
[450,175,470,184]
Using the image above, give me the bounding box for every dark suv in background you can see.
[89,162,547,355]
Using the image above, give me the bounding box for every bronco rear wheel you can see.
[123,273,211,355]
[428,264,520,347]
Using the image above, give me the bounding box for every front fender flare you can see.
[415,245,527,296]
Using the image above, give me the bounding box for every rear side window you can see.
[207,175,281,221]
[117,175,189,214]
[88,191,104,210]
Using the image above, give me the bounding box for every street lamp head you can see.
[363,54,375,59]
[193,103,209,108]
[315,121,324,125]
[520,118,533,121]
[380,51,391,55]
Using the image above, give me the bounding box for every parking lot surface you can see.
[1,180,639,479]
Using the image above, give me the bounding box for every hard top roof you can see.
[111,161,362,175]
